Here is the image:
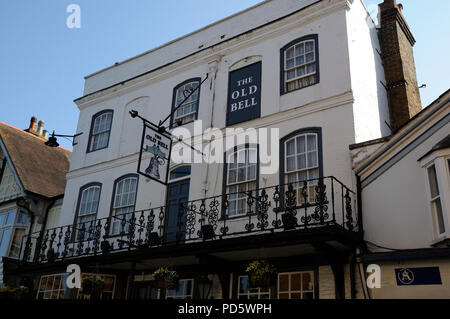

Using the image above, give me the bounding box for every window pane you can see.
[228,169,236,184]
[0,228,12,257]
[306,52,314,63]
[295,43,304,55]
[5,212,15,225]
[286,59,295,69]
[295,56,305,66]
[247,165,256,180]
[9,228,25,257]
[302,272,313,290]
[307,63,316,74]
[309,168,319,180]
[297,154,306,170]
[278,274,289,292]
[307,151,317,168]
[433,199,445,234]
[427,165,440,198]
[291,273,301,290]
[296,66,306,77]
[305,41,314,53]
[238,150,246,165]
[0,214,5,226]
[286,140,295,156]
[286,156,296,172]
[307,135,317,151]
[239,277,249,294]
[17,212,29,224]
[296,136,305,154]
[286,47,294,59]
[286,70,296,80]
[248,149,257,164]
[229,153,237,168]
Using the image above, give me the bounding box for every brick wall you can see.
[378,0,422,132]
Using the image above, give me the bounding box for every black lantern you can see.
[45,131,83,147]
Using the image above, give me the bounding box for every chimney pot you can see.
[43,130,48,140]
[29,116,37,132]
[37,120,44,137]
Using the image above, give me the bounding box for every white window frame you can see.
[226,148,257,217]
[277,271,315,299]
[111,176,138,235]
[284,133,319,204]
[421,152,450,243]
[76,185,101,239]
[237,275,270,299]
[89,111,113,152]
[173,81,200,126]
[284,39,317,92]
[0,209,30,259]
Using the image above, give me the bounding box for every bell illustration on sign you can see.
[145,143,166,180]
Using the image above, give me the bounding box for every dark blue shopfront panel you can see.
[395,267,442,286]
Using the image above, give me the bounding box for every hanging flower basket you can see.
[245,260,276,289]
[81,276,105,299]
[153,267,179,290]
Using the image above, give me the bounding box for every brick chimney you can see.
[378,0,422,132]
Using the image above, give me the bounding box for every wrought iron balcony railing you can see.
[19,176,358,264]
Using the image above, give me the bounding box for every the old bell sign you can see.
[226,62,261,126]
[137,122,172,185]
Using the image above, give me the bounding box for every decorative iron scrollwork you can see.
[257,189,269,230]
[312,180,329,224]
[345,190,354,231]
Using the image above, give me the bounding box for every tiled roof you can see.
[0,122,71,198]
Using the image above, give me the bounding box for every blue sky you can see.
[0,0,448,150]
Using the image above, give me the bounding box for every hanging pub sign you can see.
[137,122,172,185]
[226,61,262,126]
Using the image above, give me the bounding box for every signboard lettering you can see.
[227,62,261,126]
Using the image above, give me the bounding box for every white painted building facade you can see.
[16,0,440,300]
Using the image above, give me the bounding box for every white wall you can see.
[61,0,386,235]
[362,120,450,249]
[346,0,390,143]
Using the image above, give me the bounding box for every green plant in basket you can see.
[245,260,276,288]
[153,267,180,290]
